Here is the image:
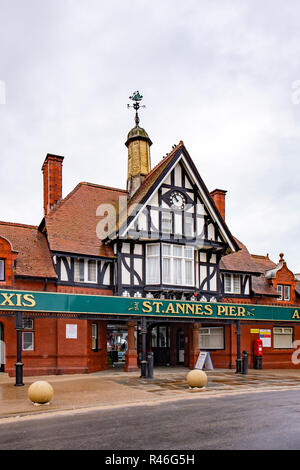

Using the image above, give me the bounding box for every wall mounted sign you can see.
[66,324,77,339]
[259,329,271,347]
[0,289,300,323]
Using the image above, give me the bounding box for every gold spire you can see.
[126,91,152,198]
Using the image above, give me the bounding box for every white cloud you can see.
[0,0,299,271]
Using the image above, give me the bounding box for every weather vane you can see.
[127,90,146,127]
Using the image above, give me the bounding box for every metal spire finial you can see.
[127,90,146,127]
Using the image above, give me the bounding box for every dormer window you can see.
[277,284,290,301]
[0,259,4,281]
[224,274,241,294]
[74,258,97,283]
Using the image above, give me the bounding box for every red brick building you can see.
[1,100,300,377]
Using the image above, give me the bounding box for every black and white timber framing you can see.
[52,148,258,301]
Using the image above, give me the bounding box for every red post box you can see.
[254,338,263,357]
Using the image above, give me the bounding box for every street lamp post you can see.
[15,311,24,386]
[235,320,242,374]
[140,317,147,378]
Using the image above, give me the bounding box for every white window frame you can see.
[273,327,293,349]
[199,327,224,350]
[22,331,34,351]
[74,258,97,284]
[224,274,241,294]
[0,259,4,281]
[146,244,160,284]
[277,284,290,301]
[92,323,98,350]
[162,243,194,286]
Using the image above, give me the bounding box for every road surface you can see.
[0,390,299,450]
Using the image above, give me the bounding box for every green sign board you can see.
[0,289,299,322]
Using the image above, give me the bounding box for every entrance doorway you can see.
[0,323,4,372]
[107,323,136,367]
[151,324,170,366]
[176,328,185,364]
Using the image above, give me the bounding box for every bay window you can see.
[146,244,160,284]
[162,244,194,286]
[146,243,195,286]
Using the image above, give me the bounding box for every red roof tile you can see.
[0,222,56,278]
[45,182,127,257]
[220,238,262,274]
[251,275,279,297]
[250,254,277,272]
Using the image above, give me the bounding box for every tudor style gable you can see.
[108,142,240,300]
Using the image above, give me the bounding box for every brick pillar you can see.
[124,321,139,372]
[189,323,201,369]
[42,154,64,215]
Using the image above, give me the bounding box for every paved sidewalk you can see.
[1,367,300,422]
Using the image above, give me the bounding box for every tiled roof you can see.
[0,222,56,278]
[250,254,277,273]
[45,182,127,257]
[220,238,262,274]
[251,275,280,297]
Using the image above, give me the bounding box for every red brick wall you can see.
[42,154,64,215]
[0,236,17,289]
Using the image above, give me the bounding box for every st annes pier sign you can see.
[0,289,299,322]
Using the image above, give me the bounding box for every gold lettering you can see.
[22,294,36,307]
[229,306,237,317]
[152,301,163,313]
[217,305,226,316]
[195,304,204,315]
[165,303,175,314]
[237,306,246,317]
[142,301,152,313]
[176,303,185,315]
[0,293,15,306]
[292,310,300,319]
[186,304,195,315]
[15,294,22,307]
[204,304,213,315]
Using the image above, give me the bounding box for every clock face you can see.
[169,191,186,209]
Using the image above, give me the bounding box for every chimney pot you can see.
[42,154,64,215]
[210,188,227,220]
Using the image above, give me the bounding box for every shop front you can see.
[0,288,300,385]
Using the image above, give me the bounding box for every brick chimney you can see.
[42,154,64,215]
[210,189,227,220]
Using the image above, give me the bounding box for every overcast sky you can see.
[0,0,300,272]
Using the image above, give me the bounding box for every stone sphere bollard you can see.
[186,369,208,389]
[28,381,54,405]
